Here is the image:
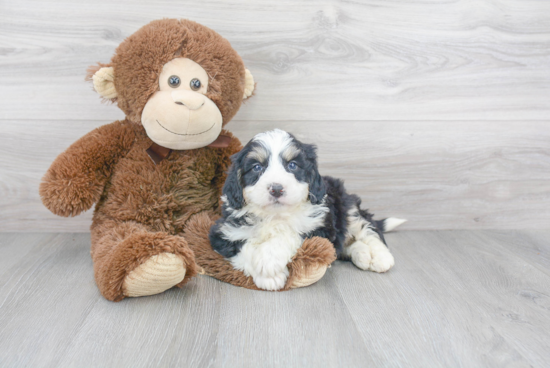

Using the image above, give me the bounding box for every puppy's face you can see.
[223,129,326,211]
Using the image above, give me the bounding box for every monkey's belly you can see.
[96,164,218,234]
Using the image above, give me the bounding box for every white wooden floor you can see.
[1,231,549,367]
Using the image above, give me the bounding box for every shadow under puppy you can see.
[209,129,406,290]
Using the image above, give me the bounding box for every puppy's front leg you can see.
[249,240,291,291]
[253,270,289,291]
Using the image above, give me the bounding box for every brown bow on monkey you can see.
[39,19,335,301]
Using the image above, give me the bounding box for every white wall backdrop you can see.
[1,0,549,231]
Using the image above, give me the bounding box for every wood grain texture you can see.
[1,0,549,230]
[0,0,549,121]
[1,119,548,231]
[0,233,38,278]
[0,233,100,367]
[1,231,550,367]
[334,230,550,367]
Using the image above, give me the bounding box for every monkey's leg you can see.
[183,212,262,290]
[283,237,337,290]
[91,220,198,301]
[183,212,336,291]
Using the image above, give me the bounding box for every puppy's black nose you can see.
[269,183,284,198]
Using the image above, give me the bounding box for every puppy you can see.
[209,129,406,290]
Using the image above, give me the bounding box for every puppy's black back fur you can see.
[304,176,385,258]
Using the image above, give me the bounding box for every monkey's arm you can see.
[213,131,243,209]
[39,120,135,217]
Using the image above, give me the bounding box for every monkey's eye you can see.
[168,75,181,88]
[288,161,298,170]
[252,164,263,172]
[190,78,201,91]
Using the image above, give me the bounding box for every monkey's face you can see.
[88,19,255,150]
[141,58,223,150]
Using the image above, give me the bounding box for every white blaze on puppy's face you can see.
[243,130,310,210]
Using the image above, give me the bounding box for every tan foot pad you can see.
[123,253,186,297]
[291,264,328,289]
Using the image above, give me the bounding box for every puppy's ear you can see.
[222,150,246,209]
[302,143,326,204]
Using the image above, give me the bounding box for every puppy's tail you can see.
[377,218,407,233]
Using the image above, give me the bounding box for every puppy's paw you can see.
[349,246,372,271]
[369,248,395,273]
[347,238,395,273]
[254,272,288,291]
[253,255,288,278]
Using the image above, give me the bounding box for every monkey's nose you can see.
[269,183,284,198]
[171,90,205,110]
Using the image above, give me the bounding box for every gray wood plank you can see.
[0,0,549,121]
[1,231,550,367]
[212,276,374,367]
[0,233,100,367]
[57,277,222,368]
[2,119,549,231]
[57,270,375,368]
[0,233,38,277]
[436,230,550,367]
[331,230,550,367]
[476,230,550,276]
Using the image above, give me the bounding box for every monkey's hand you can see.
[39,120,135,217]
[284,237,337,289]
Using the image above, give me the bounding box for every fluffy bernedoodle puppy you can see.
[209,129,406,290]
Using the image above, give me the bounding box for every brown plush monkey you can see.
[39,19,335,301]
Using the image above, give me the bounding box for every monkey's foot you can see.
[285,236,337,290]
[290,263,328,288]
[183,212,336,292]
[92,221,199,301]
[122,253,187,297]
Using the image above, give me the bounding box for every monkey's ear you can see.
[243,68,255,100]
[86,65,117,100]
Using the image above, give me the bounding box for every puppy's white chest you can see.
[233,218,304,270]
[253,218,302,248]
[247,204,327,251]
[227,202,328,290]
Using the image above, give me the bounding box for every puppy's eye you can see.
[190,78,201,91]
[168,75,181,88]
[288,161,298,170]
[252,164,263,172]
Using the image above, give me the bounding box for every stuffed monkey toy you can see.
[39,19,336,301]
